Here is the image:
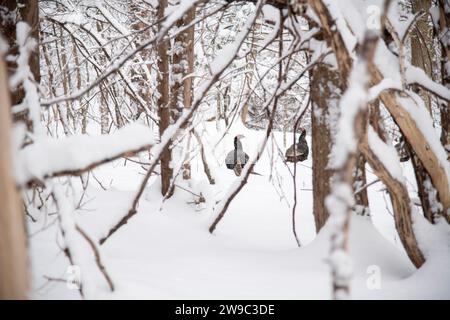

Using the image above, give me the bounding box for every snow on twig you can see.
[52,183,114,297]
[405,64,450,101]
[16,124,154,186]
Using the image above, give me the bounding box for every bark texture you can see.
[310,63,341,232]
[157,0,173,197]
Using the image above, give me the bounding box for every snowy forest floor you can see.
[28,121,450,299]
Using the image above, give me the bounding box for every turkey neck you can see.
[298,133,306,144]
[234,138,243,151]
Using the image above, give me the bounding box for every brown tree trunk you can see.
[171,5,195,182]
[354,152,369,215]
[182,8,195,113]
[310,63,341,232]
[408,0,436,222]
[182,7,195,180]
[355,111,369,216]
[411,0,433,112]
[157,0,173,197]
[0,52,28,299]
[369,100,386,142]
[436,0,450,160]
[360,128,425,268]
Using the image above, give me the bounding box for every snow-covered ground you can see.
[28,121,450,299]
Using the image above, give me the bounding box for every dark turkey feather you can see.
[225,135,249,176]
[395,140,410,162]
[225,149,249,169]
[285,131,309,163]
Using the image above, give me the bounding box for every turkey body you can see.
[225,149,249,169]
[286,132,309,163]
[225,135,249,176]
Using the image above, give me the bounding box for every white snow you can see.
[324,0,358,56]
[405,64,450,101]
[16,123,154,185]
[360,213,450,299]
[27,121,450,300]
[368,78,402,101]
[51,184,97,299]
[397,93,450,186]
[368,125,405,183]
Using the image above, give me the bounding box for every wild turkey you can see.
[285,127,309,163]
[395,137,410,162]
[225,134,249,176]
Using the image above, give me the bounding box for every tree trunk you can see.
[171,5,195,182]
[157,0,173,197]
[369,100,386,142]
[311,63,341,232]
[411,0,433,112]
[408,0,436,222]
[354,152,369,215]
[360,128,425,268]
[182,7,195,180]
[0,0,39,127]
[182,8,195,114]
[0,51,28,299]
[436,0,450,160]
[96,22,110,134]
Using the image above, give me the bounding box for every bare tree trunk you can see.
[54,25,73,136]
[95,21,110,134]
[42,41,67,134]
[354,151,369,216]
[241,22,258,125]
[436,0,450,160]
[0,52,28,299]
[157,0,173,197]
[360,129,425,268]
[0,0,39,128]
[182,7,195,180]
[411,0,433,110]
[366,100,425,266]
[369,100,386,142]
[182,8,195,112]
[355,107,369,217]
[171,5,195,182]
[310,63,340,232]
[409,0,435,222]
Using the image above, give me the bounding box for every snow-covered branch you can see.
[17,124,154,186]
